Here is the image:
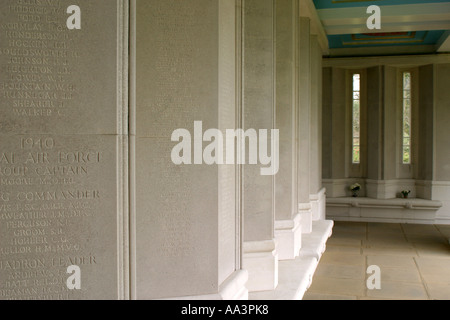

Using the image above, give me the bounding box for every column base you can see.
[249,220,334,300]
[249,257,318,300]
[299,202,313,234]
[243,240,279,292]
[299,220,334,261]
[274,213,302,261]
[162,270,249,300]
[310,188,327,221]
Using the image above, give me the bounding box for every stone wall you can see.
[0,0,129,300]
[0,0,332,300]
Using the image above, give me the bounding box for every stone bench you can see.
[327,197,443,224]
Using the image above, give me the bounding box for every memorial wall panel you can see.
[0,0,128,300]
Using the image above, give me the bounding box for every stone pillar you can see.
[417,64,435,195]
[298,17,312,233]
[132,0,247,300]
[433,64,450,182]
[383,66,398,183]
[322,67,347,198]
[273,0,301,261]
[0,0,129,300]
[242,0,278,292]
[433,63,450,223]
[322,67,332,182]
[366,66,384,198]
[309,35,325,221]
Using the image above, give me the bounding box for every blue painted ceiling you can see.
[312,0,450,55]
[314,0,450,10]
[327,30,446,48]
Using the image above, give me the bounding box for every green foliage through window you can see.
[403,72,411,164]
[352,74,361,164]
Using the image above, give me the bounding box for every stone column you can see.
[383,66,398,183]
[417,64,435,200]
[322,67,347,198]
[273,0,302,261]
[322,67,333,182]
[242,0,278,292]
[132,0,247,300]
[0,0,129,300]
[433,63,450,223]
[298,17,312,233]
[366,66,384,198]
[309,35,326,221]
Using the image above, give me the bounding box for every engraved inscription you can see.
[0,0,81,119]
[0,0,120,300]
[0,136,110,300]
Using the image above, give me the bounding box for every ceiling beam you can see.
[323,53,450,68]
[317,3,450,21]
[437,31,450,53]
[300,0,329,55]
[325,22,450,35]
[328,45,437,58]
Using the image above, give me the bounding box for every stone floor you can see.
[303,221,450,300]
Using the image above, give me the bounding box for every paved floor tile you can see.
[327,237,363,247]
[303,292,357,300]
[366,281,428,300]
[315,263,366,280]
[425,282,450,300]
[320,252,366,266]
[325,245,362,255]
[436,225,450,238]
[378,266,422,283]
[368,223,403,234]
[367,255,417,268]
[401,224,441,236]
[306,222,450,300]
[414,243,450,258]
[363,246,418,257]
[308,277,366,296]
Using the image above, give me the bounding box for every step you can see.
[249,220,334,300]
[300,220,334,261]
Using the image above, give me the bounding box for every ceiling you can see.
[312,0,450,57]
